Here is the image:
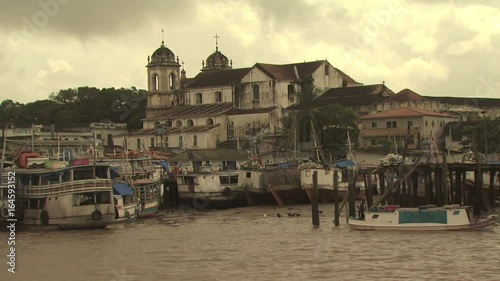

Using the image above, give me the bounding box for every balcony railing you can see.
[361,127,420,138]
[17,179,112,197]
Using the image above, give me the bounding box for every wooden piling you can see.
[412,172,419,207]
[311,171,320,226]
[379,172,386,205]
[333,170,340,227]
[489,170,496,208]
[348,169,356,218]
[366,169,373,208]
[454,171,462,205]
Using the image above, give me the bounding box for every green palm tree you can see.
[287,76,359,161]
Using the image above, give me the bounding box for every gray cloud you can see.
[0,0,498,103]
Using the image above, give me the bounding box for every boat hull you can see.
[270,185,309,205]
[304,187,366,203]
[348,218,497,231]
[244,187,276,206]
[138,200,160,218]
[21,212,115,230]
[179,191,246,209]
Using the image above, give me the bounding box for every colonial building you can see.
[359,107,458,149]
[128,36,363,151]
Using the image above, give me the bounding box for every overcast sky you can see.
[1,0,499,103]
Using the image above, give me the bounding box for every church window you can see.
[166,119,173,127]
[193,135,198,147]
[186,119,194,127]
[195,93,203,104]
[325,65,329,75]
[206,118,214,125]
[153,74,159,91]
[253,84,260,100]
[175,120,183,127]
[178,136,183,148]
[214,91,222,102]
[137,138,141,149]
[169,73,175,89]
[287,84,295,102]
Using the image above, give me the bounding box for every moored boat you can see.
[176,171,245,209]
[348,204,498,231]
[134,178,161,218]
[299,161,365,203]
[13,161,115,229]
[112,182,139,222]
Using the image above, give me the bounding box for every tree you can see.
[460,120,500,156]
[287,76,359,160]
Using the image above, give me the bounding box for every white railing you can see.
[17,179,112,197]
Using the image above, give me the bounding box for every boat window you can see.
[73,168,95,180]
[19,175,31,185]
[27,198,45,209]
[372,214,379,219]
[73,191,111,206]
[246,172,251,178]
[220,176,230,184]
[453,210,460,215]
[230,176,238,184]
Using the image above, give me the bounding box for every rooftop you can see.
[360,107,455,119]
[146,103,233,120]
[169,149,249,161]
[126,124,220,136]
[186,68,251,88]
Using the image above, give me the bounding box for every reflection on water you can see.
[2,204,500,281]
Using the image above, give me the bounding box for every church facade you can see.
[126,37,362,151]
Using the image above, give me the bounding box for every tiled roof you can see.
[334,67,361,85]
[360,107,454,119]
[146,103,233,120]
[289,84,394,109]
[255,61,325,81]
[186,68,251,88]
[386,88,425,102]
[169,149,249,161]
[126,124,220,136]
[423,96,500,107]
[228,107,277,115]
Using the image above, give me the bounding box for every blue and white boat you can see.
[112,182,139,222]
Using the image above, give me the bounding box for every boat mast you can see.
[93,130,97,179]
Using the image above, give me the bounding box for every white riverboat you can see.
[176,171,245,209]
[112,182,139,222]
[13,161,115,229]
[348,204,498,231]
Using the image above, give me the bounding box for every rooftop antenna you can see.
[214,34,220,51]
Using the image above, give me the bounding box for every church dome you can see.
[149,42,177,65]
[202,47,232,71]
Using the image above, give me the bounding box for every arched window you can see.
[175,120,183,127]
[166,119,173,127]
[195,92,203,104]
[287,84,295,102]
[214,91,222,102]
[186,119,194,127]
[253,84,260,100]
[152,74,159,91]
[169,73,175,89]
[206,118,214,125]
[193,135,198,146]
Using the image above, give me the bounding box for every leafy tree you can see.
[0,99,23,125]
[460,120,500,155]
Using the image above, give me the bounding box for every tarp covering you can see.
[113,182,133,196]
[399,211,447,224]
[334,159,356,168]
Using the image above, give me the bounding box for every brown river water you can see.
[2,204,500,281]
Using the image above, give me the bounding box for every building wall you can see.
[227,112,276,140]
[185,85,233,105]
[236,67,276,110]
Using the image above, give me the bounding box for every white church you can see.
[125,35,362,151]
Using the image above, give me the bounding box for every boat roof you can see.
[176,171,239,177]
[12,164,111,174]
